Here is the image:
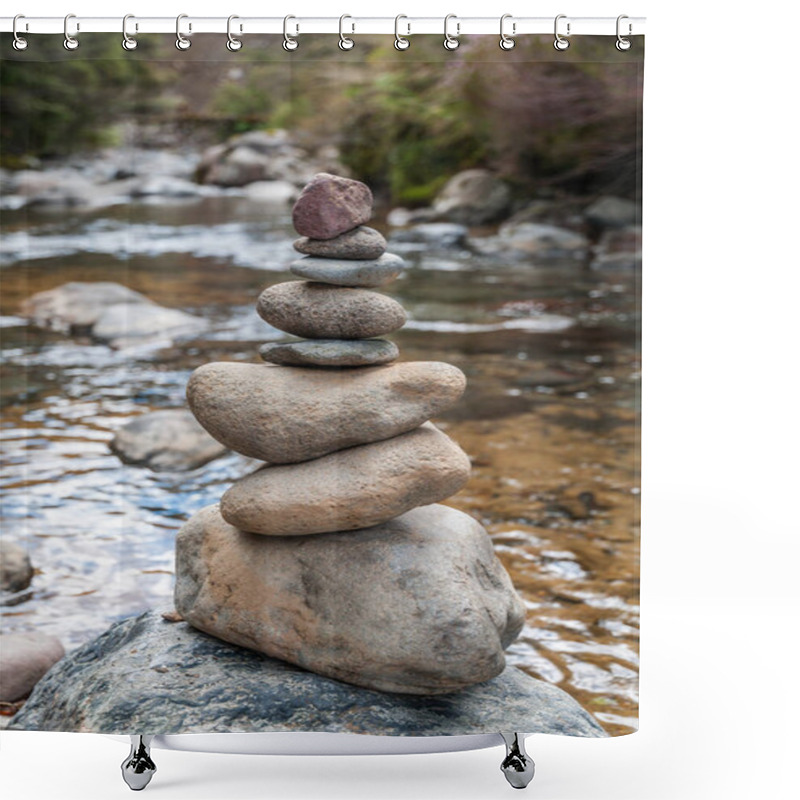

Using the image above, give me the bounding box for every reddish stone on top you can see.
[292,173,373,240]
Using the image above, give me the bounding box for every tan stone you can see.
[175,503,525,695]
[186,361,466,464]
[220,423,471,535]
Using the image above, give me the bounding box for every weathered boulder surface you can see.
[220,423,471,535]
[110,409,228,472]
[0,633,65,703]
[175,503,526,695]
[187,361,466,464]
[8,609,606,737]
[258,338,399,368]
[258,281,406,339]
[0,541,34,594]
[292,173,372,240]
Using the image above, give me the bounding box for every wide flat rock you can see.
[175,503,525,694]
[257,281,406,339]
[220,423,471,535]
[258,338,398,367]
[8,609,606,737]
[289,253,405,288]
[186,361,465,464]
[294,226,387,260]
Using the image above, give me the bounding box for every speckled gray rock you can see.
[292,173,372,240]
[259,338,399,367]
[110,409,228,472]
[257,282,406,339]
[0,633,65,702]
[220,423,471,535]
[294,226,387,260]
[0,541,34,594]
[290,253,405,288]
[8,609,606,736]
[186,361,466,464]
[175,503,525,694]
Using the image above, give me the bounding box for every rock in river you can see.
[257,281,406,339]
[259,338,399,368]
[290,253,405,288]
[186,361,466,464]
[0,541,34,594]
[220,423,471,535]
[294,225,387,260]
[292,173,372,240]
[0,633,65,703]
[175,503,525,694]
[110,409,228,472]
[8,609,606,737]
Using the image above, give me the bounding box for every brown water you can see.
[0,196,639,735]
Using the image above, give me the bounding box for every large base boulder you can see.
[175,503,525,695]
[8,610,606,737]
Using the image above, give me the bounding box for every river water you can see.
[0,192,639,735]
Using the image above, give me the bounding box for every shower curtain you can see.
[0,31,642,740]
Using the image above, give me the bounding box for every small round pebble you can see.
[294,226,387,260]
[259,339,399,367]
[290,253,405,288]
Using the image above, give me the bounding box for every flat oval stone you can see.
[175,503,526,694]
[220,423,471,535]
[292,173,372,240]
[289,253,405,288]
[294,226,387,260]
[259,338,398,367]
[257,281,406,339]
[186,361,466,464]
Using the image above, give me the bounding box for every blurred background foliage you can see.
[1,33,642,201]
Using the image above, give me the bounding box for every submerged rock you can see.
[0,541,34,594]
[187,361,466,464]
[8,609,606,737]
[0,633,65,703]
[110,409,228,472]
[220,423,471,535]
[175,503,525,694]
[258,338,399,368]
[257,281,406,339]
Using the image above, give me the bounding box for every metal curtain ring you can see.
[122,14,137,51]
[283,15,299,51]
[394,15,410,50]
[175,14,191,50]
[12,14,28,51]
[339,14,354,50]
[443,14,459,50]
[63,13,79,50]
[616,15,632,51]
[554,14,570,51]
[499,14,515,50]
[227,15,243,51]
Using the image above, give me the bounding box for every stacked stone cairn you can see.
[176,173,526,695]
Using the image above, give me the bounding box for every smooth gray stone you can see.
[294,226,387,260]
[8,609,607,737]
[0,541,34,594]
[0,633,65,703]
[259,338,398,367]
[110,409,228,472]
[290,253,405,288]
[257,281,406,339]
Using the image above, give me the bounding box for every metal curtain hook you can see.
[227,15,243,51]
[616,15,632,51]
[12,14,28,51]
[63,13,79,51]
[122,14,137,51]
[443,14,459,50]
[283,15,299,51]
[499,14,515,50]
[554,14,570,51]
[394,15,410,50]
[175,14,191,50]
[339,14,354,50]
